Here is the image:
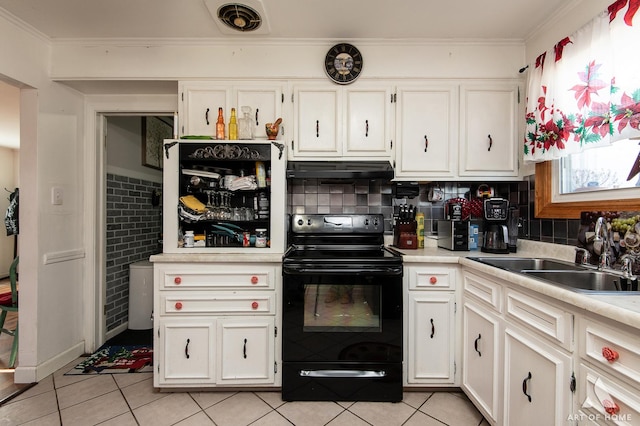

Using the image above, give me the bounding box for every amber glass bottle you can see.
[216,107,225,140]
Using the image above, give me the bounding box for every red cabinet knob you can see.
[429,276,437,284]
[251,301,259,310]
[174,277,182,285]
[603,399,620,415]
[602,346,619,363]
[251,276,259,284]
[175,302,183,310]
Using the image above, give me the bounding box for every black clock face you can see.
[325,43,363,85]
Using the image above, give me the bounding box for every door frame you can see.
[83,95,177,352]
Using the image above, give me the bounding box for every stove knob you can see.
[297,219,304,226]
[364,218,369,226]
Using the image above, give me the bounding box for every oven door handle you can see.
[299,369,387,378]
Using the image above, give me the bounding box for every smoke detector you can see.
[205,0,270,35]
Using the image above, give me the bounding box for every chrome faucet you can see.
[594,216,611,270]
[621,255,636,279]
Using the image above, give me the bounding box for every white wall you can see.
[0,12,86,382]
[106,116,163,183]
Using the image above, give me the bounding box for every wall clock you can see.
[324,43,363,85]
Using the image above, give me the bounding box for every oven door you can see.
[282,265,403,401]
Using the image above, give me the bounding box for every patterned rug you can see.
[65,345,153,375]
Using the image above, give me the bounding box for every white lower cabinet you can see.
[462,301,501,424]
[503,326,573,426]
[217,317,275,385]
[154,262,280,388]
[406,265,458,386]
[158,319,216,385]
[576,316,640,424]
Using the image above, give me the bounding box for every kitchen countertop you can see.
[394,239,640,328]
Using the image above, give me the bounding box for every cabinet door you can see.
[503,327,572,426]
[157,319,216,385]
[407,292,456,384]
[179,83,230,137]
[459,84,519,177]
[345,86,392,157]
[217,317,275,385]
[293,86,342,157]
[236,85,283,140]
[395,86,458,179]
[463,301,501,424]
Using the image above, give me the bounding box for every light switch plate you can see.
[51,186,63,205]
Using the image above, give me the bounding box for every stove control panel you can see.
[291,214,384,234]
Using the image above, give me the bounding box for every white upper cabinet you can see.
[292,85,342,157]
[344,85,393,157]
[459,83,520,177]
[395,85,458,179]
[292,82,393,159]
[178,81,285,140]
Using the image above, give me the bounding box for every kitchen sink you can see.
[468,256,639,294]
[469,257,586,272]
[521,270,632,293]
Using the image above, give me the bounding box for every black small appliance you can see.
[481,198,510,254]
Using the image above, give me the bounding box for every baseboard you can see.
[13,341,85,384]
[105,322,128,342]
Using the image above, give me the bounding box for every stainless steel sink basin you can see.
[469,257,585,272]
[468,256,639,294]
[521,270,631,293]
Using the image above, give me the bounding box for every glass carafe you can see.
[238,106,253,140]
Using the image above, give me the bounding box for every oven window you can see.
[303,284,381,332]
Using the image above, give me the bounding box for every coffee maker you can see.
[481,198,510,254]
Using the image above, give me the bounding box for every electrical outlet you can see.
[51,187,63,205]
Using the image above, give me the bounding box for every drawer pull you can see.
[474,334,482,357]
[251,276,259,284]
[174,277,182,285]
[522,371,532,403]
[252,301,259,310]
[602,346,619,363]
[430,318,435,339]
[429,276,437,284]
[603,399,620,415]
[185,338,190,359]
[243,338,248,359]
[175,302,183,310]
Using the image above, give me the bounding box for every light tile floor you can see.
[0,358,488,425]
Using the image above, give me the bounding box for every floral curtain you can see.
[523,0,640,163]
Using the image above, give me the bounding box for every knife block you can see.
[394,221,418,249]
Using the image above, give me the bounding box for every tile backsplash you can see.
[286,174,581,246]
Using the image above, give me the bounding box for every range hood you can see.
[286,161,394,180]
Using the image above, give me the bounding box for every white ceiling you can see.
[0,0,569,41]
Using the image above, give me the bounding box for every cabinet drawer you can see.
[462,270,502,313]
[505,288,573,351]
[161,292,275,315]
[158,265,276,290]
[409,266,456,290]
[579,317,640,387]
[578,363,640,425]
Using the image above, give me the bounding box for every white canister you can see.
[255,229,267,248]
[184,230,195,248]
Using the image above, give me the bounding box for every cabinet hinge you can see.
[454,361,457,375]
[517,86,520,104]
[390,140,393,149]
[181,92,184,102]
[103,304,107,316]
[291,140,294,151]
[275,326,278,338]
[281,93,284,103]
[454,302,457,314]
[157,327,160,338]
[274,362,278,374]
[291,93,294,103]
